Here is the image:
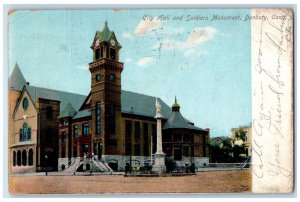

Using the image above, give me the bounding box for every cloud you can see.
[137,57,155,67]
[75,64,89,71]
[122,32,134,40]
[134,19,161,36]
[186,27,217,46]
[156,26,217,50]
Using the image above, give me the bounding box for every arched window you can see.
[22,97,29,110]
[62,132,66,143]
[13,151,16,166]
[23,123,28,141]
[17,150,21,166]
[46,106,53,120]
[19,128,23,141]
[20,123,31,141]
[22,150,27,166]
[28,149,33,166]
[61,164,65,170]
[95,102,101,135]
[95,49,100,60]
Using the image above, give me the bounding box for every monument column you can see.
[152,98,166,174]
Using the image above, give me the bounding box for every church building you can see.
[9,21,210,173]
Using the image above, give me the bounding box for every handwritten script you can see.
[252,9,292,182]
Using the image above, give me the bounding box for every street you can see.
[8,169,251,194]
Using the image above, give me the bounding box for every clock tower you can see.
[89,21,124,156]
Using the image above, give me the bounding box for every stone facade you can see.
[10,88,37,173]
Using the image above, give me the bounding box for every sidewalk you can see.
[9,167,248,177]
[9,171,125,177]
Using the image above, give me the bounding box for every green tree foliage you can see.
[209,137,233,163]
[165,157,176,173]
[238,127,246,141]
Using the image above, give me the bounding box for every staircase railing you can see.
[63,159,75,171]
[241,158,251,169]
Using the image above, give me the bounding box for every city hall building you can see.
[8,21,210,173]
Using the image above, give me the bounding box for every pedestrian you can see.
[45,155,48,176]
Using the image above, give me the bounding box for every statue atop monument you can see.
[156,98,161,115]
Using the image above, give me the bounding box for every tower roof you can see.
[9,63,27,91]
[172,96,180,110]
[96,20,113,42]
[92,21,121,47]
[163,110,205,131]
[164,98,205,131]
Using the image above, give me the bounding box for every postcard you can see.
[6,8,294,194]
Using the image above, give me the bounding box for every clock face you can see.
[110,39,116,46]
[95,39,100,46]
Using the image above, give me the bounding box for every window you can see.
[183,133,191,142]
[22,98,29,110]
[17,150,21,166]
[22,150,27,166]
[110,48,116,60]
[183,146,189,156]
[174,133,182,142]
[95,102,101,135]
[73,147,77,157]
[135,122,140,143]
[96,74,101,81]
[62,132,66,143]
[46,106,53,120]
[143,123,149,155]
[110,74,115,82]
[82,144,89,154]
[61,148,66,158]
[82,123,89,136]
[110,102,115,134]
[19,123,31,142]
[125,121,132,155]
[28,149,33,166]
[73,125,78,137]
[95,49,100,60]
[13,151,16,166]
[134,144,140,156]
[61,119,67,126]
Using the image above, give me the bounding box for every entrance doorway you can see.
[174,147,182,161]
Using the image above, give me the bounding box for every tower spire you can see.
[172,96,180,112]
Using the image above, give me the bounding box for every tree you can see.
[238,127,246,142]
[165,157,176,173]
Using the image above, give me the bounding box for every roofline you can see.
[12,85,38,119]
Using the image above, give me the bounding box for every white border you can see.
[1,1,299,200]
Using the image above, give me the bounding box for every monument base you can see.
[152,153,166,174]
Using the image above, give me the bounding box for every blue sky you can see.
[9,9,251,137]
